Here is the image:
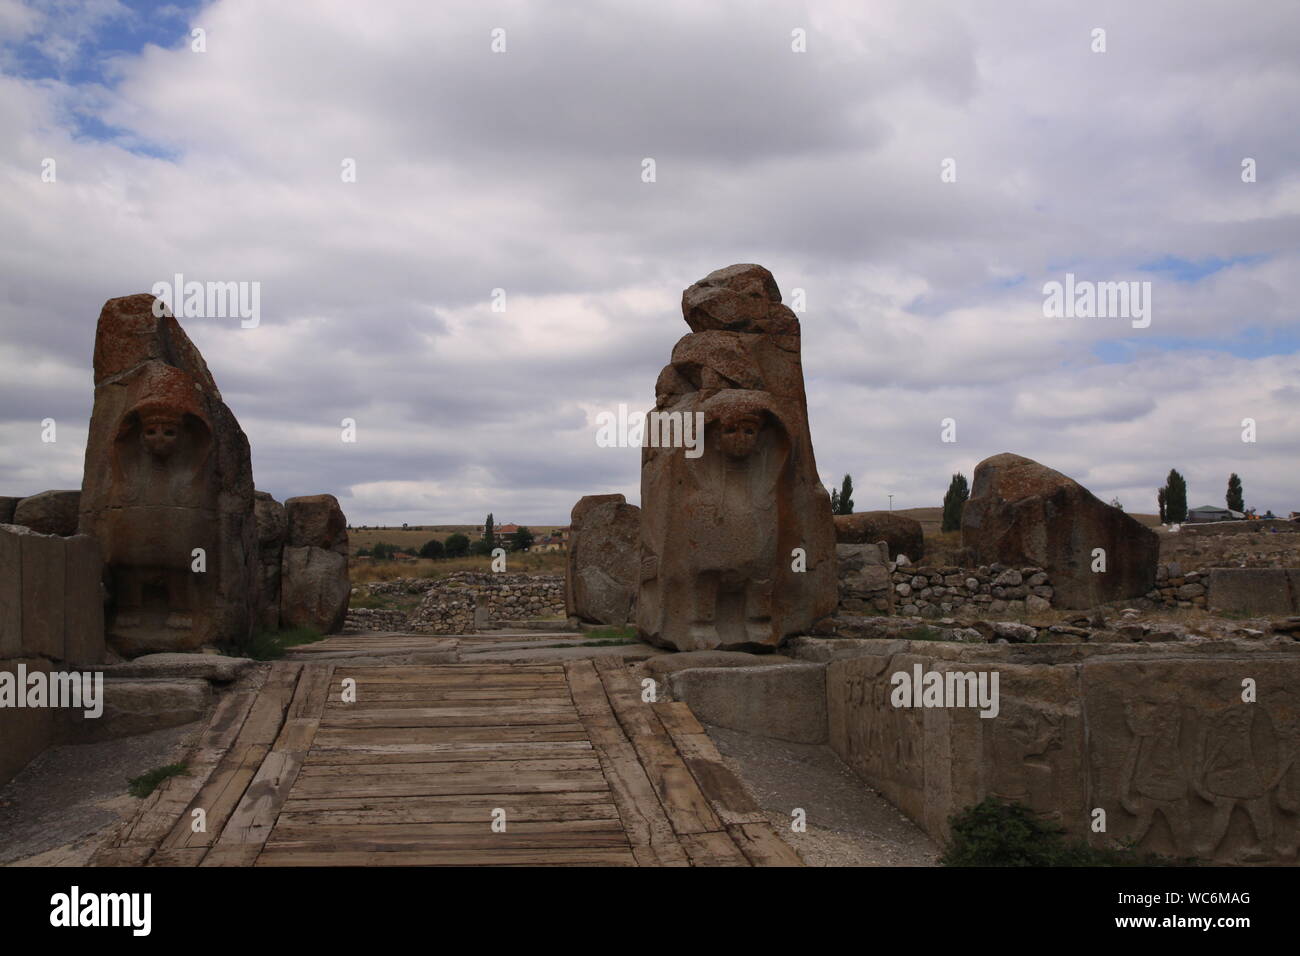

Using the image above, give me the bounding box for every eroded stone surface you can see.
[826,640,1300,864]
[254,491,287,632]
[280,546,349,634]
[12,491,81,536]
[961,452,1158,609]
[834,512,924,561]
[565,494,640,626]
[79,295,260,656]
[638,264,836,651]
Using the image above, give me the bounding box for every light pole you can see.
[888,494,894,511]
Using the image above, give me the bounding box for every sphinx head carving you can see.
[719,409,763,460]
[139,409,184,459]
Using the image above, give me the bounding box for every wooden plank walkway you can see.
[90,658,800,867]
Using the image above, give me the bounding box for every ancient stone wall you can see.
[0,525,106,665]
[406,573,565,633]
[836,543,894,615]
[1,524,107,786]
[824,639,1300,864]
[889,563,1055,618]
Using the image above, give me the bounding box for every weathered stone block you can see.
[280,545,349,634]
[1206,568,1300,616]
[667,662,827,744]
[12,490,80,536]
[834,512,925,561]
[20,530,64,659]
[826,640,1300,864]
[565,494,640,626]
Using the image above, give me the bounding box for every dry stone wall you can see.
[401,572,566,634]
[886,563,1054,618]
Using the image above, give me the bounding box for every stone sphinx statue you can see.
[637,265,836,651]
[102,364,219,645]
[79,294,261,655]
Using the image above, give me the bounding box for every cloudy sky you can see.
[2,0,1296,526]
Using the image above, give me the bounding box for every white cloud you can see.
[1,0,1297,523]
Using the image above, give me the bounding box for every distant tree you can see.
[418,539,444,560]
[1109,497,1124,512]
[830,488,840,512]
[444,533,470,558]
[1157,487,1167,523]
[941,473,969,533]
[371,542,398,560]
[483,513,495,549]
[470,538,492,556]
[512,526,535,552]
[1162,469,1188,524]
[1226,473,1244,513]
[836,474,854,515]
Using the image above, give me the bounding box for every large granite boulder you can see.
[834,511,924,561]
[254,491,287,632]
[565,494,640,626]
[78,294,261,656]
[12,490,81,536]
[638,264,837,651]
[279,494,349,633]
[284,494,349,553]
[961,452,1159,609]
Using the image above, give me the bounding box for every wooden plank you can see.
[627,730,722,835]
[313,725,589,745]
[281,790,616,812]
[265,824,628,850]
[238,661,302,745]
[111,747,224,848]
[287,770,610,799]
[162,743,269,849]
[727,823,804,867]
[320,691,573,705]
[669,731,767,827]
[89,846,154,867]
[563,660,687,866]
[592,657,659,738]
[679,830,751,867]
[288,662,335,719]
[199,845,262,867]
[319,708,579,729]
[591,659,722,836]
[274,803,621,825]
[308,741,594,763]
[255,846,637,867]
[217,749,308,846]
[216,665,330,849]
[653,701,705,737]
[146,847,209,867]
[297,757,601,777]
[199,690,258,750]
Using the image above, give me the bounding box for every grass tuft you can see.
[128,763,188,799]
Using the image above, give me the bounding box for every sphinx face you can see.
[720,414,761,460]
[141,417,181,459]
